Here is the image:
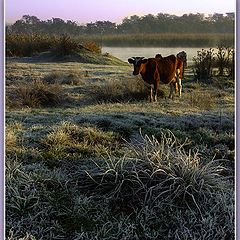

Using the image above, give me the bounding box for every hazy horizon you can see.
[5,0,235,25]
[5,11,235,26]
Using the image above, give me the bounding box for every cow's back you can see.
[156,55,177,84]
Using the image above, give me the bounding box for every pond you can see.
[102,47,210,66]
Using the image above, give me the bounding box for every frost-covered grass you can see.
[5,59,235,239]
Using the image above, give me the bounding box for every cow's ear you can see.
[128,58,134,64]
[142,59,148,64]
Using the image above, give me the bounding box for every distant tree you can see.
[118,15,141,33]
[95,21,116,34]
[11,15,42,33]
[21,15,41,25]
[7,13,235,36]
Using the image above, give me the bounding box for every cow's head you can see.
[177,51,187,67]
[155,54,163,59]
[128,57,148,75]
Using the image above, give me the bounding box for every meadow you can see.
[5,51,235,239]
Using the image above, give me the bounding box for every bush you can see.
[51,35,80,57]
[83,41,102,54]
[192,46,235,82]
[193,48,215,82]
[216,45,235,77]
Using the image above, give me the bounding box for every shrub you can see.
[193,48,215,82]
[83,41,102,54]
[216,45,235,77]
[51,35,80,57]
[192,46,235,81]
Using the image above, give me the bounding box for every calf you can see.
[128,56,181,102]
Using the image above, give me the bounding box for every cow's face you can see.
[128,57,148,75]
[177,51,187,67]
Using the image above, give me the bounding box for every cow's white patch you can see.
[134,58,141,65]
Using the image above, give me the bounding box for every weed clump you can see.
[76,130,234,239]
[43,71,82,85]
[8,80,64,108]
[92,77,152,103]
[187,91,216,110]
[85,131,226,204]
[41,121,122,160]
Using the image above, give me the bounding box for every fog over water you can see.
[102,47,215,65]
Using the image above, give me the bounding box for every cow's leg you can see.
[147,86,153,102]
[169,82,174,100]
[176,69,182,97]
[178,78,182,97]
[150,87,154,102]
[146,85,149,101]
[175,82,178,94]
[153,81,159,102]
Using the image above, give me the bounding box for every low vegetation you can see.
[6,33,234,58]
[6,34,103,58]
[5,46,234,239]
[193,46,234,81]
[87,33,234,48]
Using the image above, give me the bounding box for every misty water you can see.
[102,47,206,65]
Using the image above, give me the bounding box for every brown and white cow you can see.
[128,55,182,102]
[155,53,184,97]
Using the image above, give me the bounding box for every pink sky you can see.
[5,0,235,24]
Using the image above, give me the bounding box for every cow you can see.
[176,51,187,77]
[128,55,182,102]
[155,53,184,97]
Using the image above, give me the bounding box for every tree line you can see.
[7,13,234,35]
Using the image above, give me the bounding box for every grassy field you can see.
[5,55,235,239]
